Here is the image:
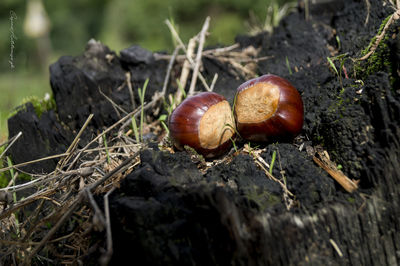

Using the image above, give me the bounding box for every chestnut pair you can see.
[169,74,304,158]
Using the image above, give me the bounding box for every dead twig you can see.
[99,187,115,266]
[312,146,358,193]
[188,16,210,96]
[243,144,295,201]
[254,160,294,197]
[99,88,128,117]
[162,45,182,96]
[0,153,70,174]
[165,19,211,92]
[24,197,81,264]
[154,43,240,61]
[57,113,94,170]
[209,73,218,92]
[66,108,141,172]
[175,37,196,106]
[313,157,358,193]
[364,0,371,25]
[24,153,139,264]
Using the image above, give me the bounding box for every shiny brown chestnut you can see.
[169,92,235,158]
[234,74,304,142]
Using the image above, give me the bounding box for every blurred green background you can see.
[0,0,295,141]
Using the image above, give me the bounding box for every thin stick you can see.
[165,19,188,53]
[0,189,57,220]
[0,132,22,160]
[0,240,39,246]
[66,108,140,172]
[85,189,106,226]
[176,37,196,105]
[0,144,135,188]
[84,144,140,153]
[57,114,94,170]
[233,55,274,63]
[25,153,139,263]
[0,153,70,173]
[364,0,371,25]
[165,19,211,91]
[154,43,240,61]
[157,53,273,64]
[99,88,128,116]
[203,43,240,55]
[87,153,138,192]
[100,187,116,266]
[0,175,52,192]
[209,73,218,92]
[188,16,210,96]
[255,161,294,197]
[162,45,181,96]
[329,239,343,257]
[25,196,81,264]
[313,156,358,193]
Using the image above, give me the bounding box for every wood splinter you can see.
[313,156,359,193]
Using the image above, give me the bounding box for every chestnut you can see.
[234,74,303,142]
[169,92,236,158]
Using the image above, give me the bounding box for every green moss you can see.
[0,176,8,188]
[347,197,355,204]
[355,14,393,80]
[245,187,280,211]
[361,15,391,56]
[8,94,56,119]
[361,35,391,76]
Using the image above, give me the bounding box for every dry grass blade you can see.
[0,188,57,220]
[1,94,145,264]
[203,43,240,55]
[24,153,139,263]
[0,131,21,148]
[24,196,81,264]
[66,108,140,172]
[165,19,211,92]
[57,113,94,170]
[242,144,295,206]
[0,131,22,159]
[0,153,70,174]
[125,72,136,110]
[255,160,294,197]
[0,131,22,160]
[99,88,128,117]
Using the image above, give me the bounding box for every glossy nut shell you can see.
[169,92,235,158]
[234,74,304,142]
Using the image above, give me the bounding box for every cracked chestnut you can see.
[234,74,304,142]
[169,92,235,158]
